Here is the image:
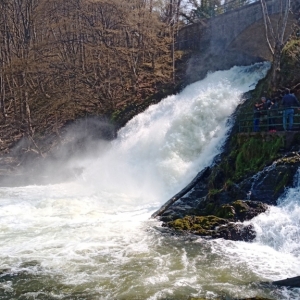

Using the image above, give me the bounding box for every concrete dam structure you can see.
[177,0,300,83]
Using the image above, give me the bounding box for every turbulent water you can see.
[1,62,300,300]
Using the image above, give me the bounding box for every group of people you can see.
[253,88,300,132]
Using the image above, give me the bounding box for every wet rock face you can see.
[158,148,300,241]
[236,163,298,205]
[163,200,268,241]
[161,155,300,222]
[215,200,268,222]
[272,275,300,288]
[212,223,256,242]
[163,215,256,242]
[212,157,300,207]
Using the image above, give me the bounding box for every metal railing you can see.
[238,107,300,132]
[193,0,259,20]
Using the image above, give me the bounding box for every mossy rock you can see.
[233,135,284,180]
[232,200,249,213]
[167,215,228,236]
[231,200,268,221]
[165,213,257,241]
[205,200,268,222]
[215,204,235,219]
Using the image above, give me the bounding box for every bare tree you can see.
[260,0,291,87]
[0,0,180,157]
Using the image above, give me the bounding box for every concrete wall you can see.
[178,0,300,84]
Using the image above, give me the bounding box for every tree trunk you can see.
[271,42,282,88]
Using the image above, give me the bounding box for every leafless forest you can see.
[0,0,194,160]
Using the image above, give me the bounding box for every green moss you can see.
[215,204,235,219]
[274,171,290,195]
[208,189,222,196]
[167,215,228,235]
[233,135,284,180]
[232,200,249,213]
[223,179,234,190]
[204,203,216,215]
[171,217,192,230]
[110,110,121,121]
[213,201,255,219]
[279,36,300,88]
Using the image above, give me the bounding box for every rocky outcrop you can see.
[152,167,211,220]
[153,46,300,226]
[272,275,300,288]
[157,139,300,241]
[164,215,256,241]
[158,151,300,221]
[163,200,268,241]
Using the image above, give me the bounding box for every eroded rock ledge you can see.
[162,200,268,241]
[156,145,300,241]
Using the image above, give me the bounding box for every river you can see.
[0,62,299,299]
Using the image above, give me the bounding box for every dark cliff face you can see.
[158,99,300,239]
[159,136,300,241]
[159,29,300,239]
[159,149,300,220]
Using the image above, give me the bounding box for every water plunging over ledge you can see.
[0,62,299,299]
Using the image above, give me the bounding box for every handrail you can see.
[238,107,300,132]
[192,0,259,20]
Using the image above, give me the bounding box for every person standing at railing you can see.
[259,96,271,130]
[253,102,261,132]
[282,88,300,131]
[261,96,271,110]
[268,98,279,132]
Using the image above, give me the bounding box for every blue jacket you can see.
[282,94,300,108]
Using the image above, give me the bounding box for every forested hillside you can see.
[0,0,192,162]
[0,0,298,173]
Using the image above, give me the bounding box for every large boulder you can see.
[162,200,268,241]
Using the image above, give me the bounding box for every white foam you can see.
[0,62,284,299]
[81,62,271,204]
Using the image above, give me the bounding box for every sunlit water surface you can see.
[1,63,299,300]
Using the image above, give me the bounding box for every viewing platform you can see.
[237,107,300,149]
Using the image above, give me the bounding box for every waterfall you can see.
[3,62,299,300]
[80,62,271,208]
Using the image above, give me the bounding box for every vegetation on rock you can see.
[160,17,300,241]
[164,200,267,241]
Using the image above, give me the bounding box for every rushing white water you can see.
[83,62,270,204]
[1,62,299,300]
[250,168,300,267]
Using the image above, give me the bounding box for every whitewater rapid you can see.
[82,62,271,203]
[0,62,299,299]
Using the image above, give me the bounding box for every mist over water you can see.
[1,62,299,299]
[82,62,271,204]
